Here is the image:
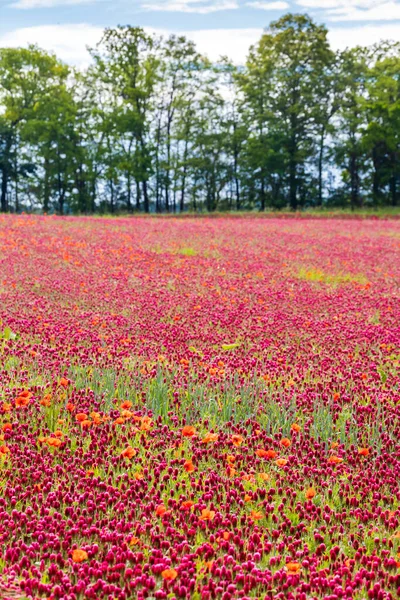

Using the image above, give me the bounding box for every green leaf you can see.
[1,327,17,340]
[221,343,240,351]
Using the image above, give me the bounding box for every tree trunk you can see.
[90,177,96,214]
[44,155,50,213]
[180,139,188,213]
[14,154,19,213]
[136,180,141,211]
[0,134,12,213]
[372,146,380,208]
[289,155,297,210]
[349,152,360,211]
[260,176,266,211]
[390,152,397,207]
[142,179,149,213]
[165,116,173,213]
[317,129,325,207]
[127,171,132,212]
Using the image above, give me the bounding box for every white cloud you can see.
[142,0,238,12]
[1,22,399,68]
[328,2,400,21]
[296,0,400,21]
[185,28,263,61]
[0,24,263,64]
[10,0,93,7]
[297,0,377,7]
[329,23,400,48]
[0,24,103,65]
[246,1,289,9]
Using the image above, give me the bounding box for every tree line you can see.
[1,14,399,214]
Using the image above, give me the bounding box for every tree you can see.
[240,14,335,209]
[363,53,400,206]
[334,48,369,210]
[0,46,68,212]
[90,27,161,213]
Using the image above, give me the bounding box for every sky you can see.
[0,0,400,66]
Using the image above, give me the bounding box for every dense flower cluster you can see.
[0,214,399,600]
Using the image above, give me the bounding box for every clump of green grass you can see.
[296,267,369,286]
[174,246,197,256]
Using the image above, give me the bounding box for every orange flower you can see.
[59,378,69,388]
[121,446,136,459]
[54,430,63,437]
[17,390,31,399]
[358,447,370,457]
[66,402,75,412]
[305,487,316,500]
[232,434,244,447]
[114,417,125,425]
[328,455,343,465]
[130,536,140,546]
[275,458,288,467]
[200,508,215,521]
[181,500,195,511]
[80,419,92,429]
[182,425,197,438]
[2,403,11,412]
[258,472,269,481]
[40,395,51,407]
[72,549,88,563]
[256,449,277,459]
[226,455,235,465]
[121,401,133,410]
[140,416,152,431]
[75,413,88,422]
[202,432,218,444]
[244,494,252,502]
[280,437,291,448]
[204,561,213,573]
[15,396,30,408]
[47,438,62,448]
[161,568,178,581]
[0,445,10,455]
[290,423,301,433]
[156,504,167,516]
[286,562,301,574]
[2,423,12,432]
[222,531,231,540]
[120,409,133,419]
[183,459,195,473]
[250,510,263,521]
[331,442,339,449]
[91,412,102,425]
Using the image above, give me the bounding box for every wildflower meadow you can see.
[0,214,399,600]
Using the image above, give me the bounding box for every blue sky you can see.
[1,0,400,65]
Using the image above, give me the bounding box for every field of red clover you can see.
[0,214,399,600]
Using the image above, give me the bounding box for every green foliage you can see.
[1,20,400,213]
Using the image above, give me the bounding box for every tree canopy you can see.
[1,15,399,213]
